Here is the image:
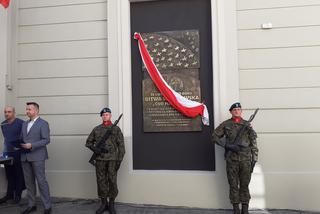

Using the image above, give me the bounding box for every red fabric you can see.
[103,121,113,127]
[232,117,242,123]
[134,33,204,118]
[0,0,10,8]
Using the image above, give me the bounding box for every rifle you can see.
[88,113,123,166]
[225,108,259,159]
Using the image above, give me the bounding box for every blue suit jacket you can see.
[21,117,50,162]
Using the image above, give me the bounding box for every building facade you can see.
[0,0,320,211]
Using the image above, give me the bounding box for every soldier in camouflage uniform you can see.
[212,103,258,214]
[86,108,125,214]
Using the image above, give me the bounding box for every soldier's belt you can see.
[101,149,109,154]
[239,147,251,152]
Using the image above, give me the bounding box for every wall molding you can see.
[107,0,240,154]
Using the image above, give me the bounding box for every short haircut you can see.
[4,106,15,112]
[26,102,39,109]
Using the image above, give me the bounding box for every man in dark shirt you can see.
[0,106,25,204]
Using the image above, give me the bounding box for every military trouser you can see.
[226,159,252,204]
[95,160,118,199]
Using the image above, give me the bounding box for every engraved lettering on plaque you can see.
[141,30,202,132]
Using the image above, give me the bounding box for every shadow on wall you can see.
[214,148,233,209]
[251,158,320,212]
[249,130,320,212]
[250,164,266,209]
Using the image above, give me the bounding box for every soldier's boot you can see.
[96,198,108,214]
[109,198,116,214]
[232,203,240,214]
[241,203,249,214]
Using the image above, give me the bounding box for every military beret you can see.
[229,102,241,111]
[100,107,111,116]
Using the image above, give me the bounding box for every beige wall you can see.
[6,0,108,198]
[237,0,320,211]
[4,0,240,209]
[0,5,9,196]
[2,0,320,212]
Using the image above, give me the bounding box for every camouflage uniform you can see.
[212,118,258,204]
[86,124,125,199]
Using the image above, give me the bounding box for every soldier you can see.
[212,102,258,214]
[86,108,125,214]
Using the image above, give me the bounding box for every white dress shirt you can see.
[27,116,39,134]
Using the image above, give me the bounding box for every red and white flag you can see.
[0,0,10,9]
[134,32,209,125]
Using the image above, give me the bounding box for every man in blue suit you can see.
[20,102,52,214]
[0,106,25,204]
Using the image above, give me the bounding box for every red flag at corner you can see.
[0,0,10,9]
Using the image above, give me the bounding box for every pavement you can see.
[0,198,318,214]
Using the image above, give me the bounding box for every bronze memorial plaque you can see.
[141,30,202,132]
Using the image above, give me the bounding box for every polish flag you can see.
[0,0,10,9]
[134,32,209,125]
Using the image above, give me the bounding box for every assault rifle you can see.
[225,108,259,159]
[88,113,123,166]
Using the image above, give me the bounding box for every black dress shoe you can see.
[0,196,9,204]
[21,206,37,214]
[44,207,52,214]
[7,199,17,204]
[13,196,21,204]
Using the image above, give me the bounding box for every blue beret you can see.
[229,102,241,111]
[100,107,111,116]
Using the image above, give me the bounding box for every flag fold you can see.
[134,32,209,125]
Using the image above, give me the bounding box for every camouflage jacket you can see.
[212,118,258,162]
[86,124,125,161]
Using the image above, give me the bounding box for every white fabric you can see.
[136,33,210,125]
[27,116,39,133]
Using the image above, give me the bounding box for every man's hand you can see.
[225,144,240,152]
[20,143,32,150]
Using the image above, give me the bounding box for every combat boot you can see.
[241,203,249,214]
[96,198,108,214]
[233,203,240,214]
[109,198,116,214]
